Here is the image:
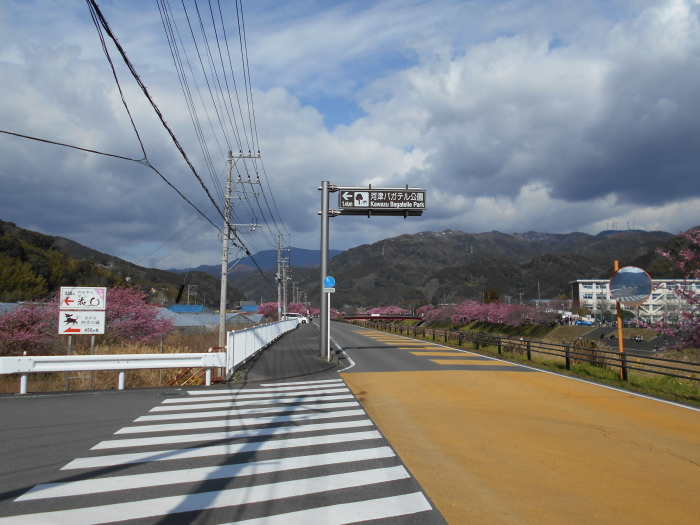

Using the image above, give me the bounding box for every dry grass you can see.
[0,328,239,394]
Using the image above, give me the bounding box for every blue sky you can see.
[1,0,700,269]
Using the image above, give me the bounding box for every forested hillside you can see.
[0,220,243,307]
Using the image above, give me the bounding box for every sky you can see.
[1,0,700,270]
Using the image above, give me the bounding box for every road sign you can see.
[323,276,336,288]
[338,188,426,216]
[60,287,107,310]
[609,267,652,306]
[323,287,335,293]
[58,310,106,335]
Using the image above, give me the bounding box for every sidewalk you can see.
[231,322,338,384]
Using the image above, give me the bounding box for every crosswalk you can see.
[1,378,440,524]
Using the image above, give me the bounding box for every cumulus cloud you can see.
[1,0,700,270]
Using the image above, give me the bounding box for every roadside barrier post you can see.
[118,370,125,390]
[565,345,571,370]
[526,340,531,360]
[432,328,436,341]
[498,336,502,355]
[19,373,27,395]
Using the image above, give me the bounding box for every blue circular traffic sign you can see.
[323,276,336,288]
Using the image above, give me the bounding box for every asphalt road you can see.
[0,324,444,524]
[331,321,700,525]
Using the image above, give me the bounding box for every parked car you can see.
[285,313,310,323]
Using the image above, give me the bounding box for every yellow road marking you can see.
[430,359,519,366]
[411,352,468,356]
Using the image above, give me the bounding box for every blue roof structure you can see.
[0,303,20,314]
[167,305,212,314]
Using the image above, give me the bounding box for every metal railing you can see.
[0,352,227,394]
[0,319,300,394]
[347,320,700,383]
[226,319,298,378]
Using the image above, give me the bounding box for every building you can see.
[570,279,700,323]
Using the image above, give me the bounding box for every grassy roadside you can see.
[0,330,226,394]
[370,325,700,408]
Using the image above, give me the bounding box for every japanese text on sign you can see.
[60,287,107,310]
[339,190,426,210]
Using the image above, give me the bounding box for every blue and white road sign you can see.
[323,276,336,288]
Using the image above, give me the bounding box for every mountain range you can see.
[228,229,680,311]
[2,217,692,313]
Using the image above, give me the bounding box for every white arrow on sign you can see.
[342,192,353,201]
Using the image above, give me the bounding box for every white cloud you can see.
[1,0,700,270]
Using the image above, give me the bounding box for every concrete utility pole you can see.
[218,150,260,348]
[219,150,234,348]
[276,235,282,321]
[319,181,332,358]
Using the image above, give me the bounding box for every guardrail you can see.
[348,320,700,383]
[227,319,298,378]
[0,319,300,394]
[0,352,227,394]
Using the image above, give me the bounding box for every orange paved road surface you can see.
[341,368,700,524]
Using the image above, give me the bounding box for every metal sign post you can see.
[318,183,425,358]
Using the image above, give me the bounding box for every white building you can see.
[570,279,700,323]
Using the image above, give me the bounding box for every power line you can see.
[87,0,225,221]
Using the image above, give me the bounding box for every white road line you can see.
[137,401,360,421]
[174,387,350,401]
[161,394,354,405]
[63,431,383,470]
[0,467,409,525]
[186,383,345,395]
[260,379,344,387]
[120,409,367,434]
[18,447,396,501]
[92,419,375,449]
[228,492,432,525]
[150,400,358,413]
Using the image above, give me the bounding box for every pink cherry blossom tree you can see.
[0,301,58,356]
[257,302,279,316]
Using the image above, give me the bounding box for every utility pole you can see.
[218,150,260,349]
[276,235,283,321]
[187,285,197,305]
[219,150,234,348]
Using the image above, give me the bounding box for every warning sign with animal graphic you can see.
[59,310,106,335]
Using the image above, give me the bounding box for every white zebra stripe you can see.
[137,401,359,421]
[63,431,383,470]
[17,447,396,501]
[160,394,354,405]
[171,387,350,401]
[227,492,432,524]
[187,383,347,396]
[0,467,409,525]
[149,399,358,413]
[92,419,375,449]
[119,409,367,434]
[259,379,344,387]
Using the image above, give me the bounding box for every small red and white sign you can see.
[60,287,107,310]
[59,310,106,335]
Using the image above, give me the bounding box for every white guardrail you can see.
[227,319,298,378]
[0,319,299,394]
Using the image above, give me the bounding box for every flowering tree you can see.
[287,302,308,315]
[366,306,410,315]
[0,301,58,356]
[308,307,320,316]
[416,305,435,317]
[654,229,700,348]
[0,286,172,354]
[257,302,279,316]
[103,287,172,344]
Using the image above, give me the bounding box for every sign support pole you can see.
[327,291,331,361]
[320,181,330,358]
[614,260,628,381]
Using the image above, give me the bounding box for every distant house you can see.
[239,301,258,313]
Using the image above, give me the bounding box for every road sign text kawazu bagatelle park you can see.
[338,188,426,216]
